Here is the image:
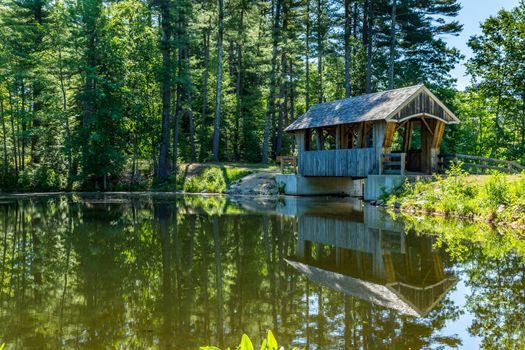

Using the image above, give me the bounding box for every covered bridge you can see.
[285,84,459,177]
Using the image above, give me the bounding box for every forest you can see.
[0,0,524,191]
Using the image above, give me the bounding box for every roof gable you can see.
[286,258,458,317]
[285,85,459,132]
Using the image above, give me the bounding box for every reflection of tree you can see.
[398,212,525,348]
[0,194,521,349]
[464,249,525,349]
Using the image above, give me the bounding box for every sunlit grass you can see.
[154,162,279,193]
[383,164,525,228]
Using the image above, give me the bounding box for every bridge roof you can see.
[285,85,459,132]
[286,258,458,318]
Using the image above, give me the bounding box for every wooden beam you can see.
[318,128,325,150]
[335,125,341,149]
[403,121,413,153]
[359,122,366,148]
[315,128,321,150]
[304,129,311,151]
[383,122,397,149]
[397,119,409,129]
[340,125,346,149]
[432,121,445,148]
[421,117,434,136]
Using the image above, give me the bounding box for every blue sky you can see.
[449,0,521,90]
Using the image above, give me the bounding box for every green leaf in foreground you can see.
[240,334,254,350]
[267,330,278,350]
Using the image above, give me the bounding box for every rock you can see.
[225,171,278,196]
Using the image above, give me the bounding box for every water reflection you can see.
[285,199,457,317]
[0,194,522,349]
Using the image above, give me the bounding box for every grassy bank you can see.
[154,163,279,193]
[0,162,279,193]
[383,166,525,228]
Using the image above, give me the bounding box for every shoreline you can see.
[376,203,525,231]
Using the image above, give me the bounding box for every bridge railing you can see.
[439,153,525,174]
[380,153,406,175]
[276,156,297,174]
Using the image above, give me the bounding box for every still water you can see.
[0,194,524,349]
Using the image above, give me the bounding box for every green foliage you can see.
[384,170,525,226]
[444,2,525,162]
[224,168,252,185]
[184,167,227,193]
[0,0,464,191]
[201,330,295,350]
[277,182,285,194]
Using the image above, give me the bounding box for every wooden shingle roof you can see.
[285,84,459,132]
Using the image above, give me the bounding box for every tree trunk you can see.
[158,0,172,182]
[173,42,182,169]
[388,0,396,90]
[58,45,72,184]
[344,0,352,98]
[365,0,373,93]
[200,25,211,161]
[276,51,286,157]
[212,0,225,162]
[262,0,282,163]
[186,47,196,162]
[0,97,7,177]
[305,0,310,110]
[132,132,139,185]
[233,5,245,161]
[30,3,44,166]
[276,0,289,157]
[316,0,324,103]
[31,82,42,164]
[212,215,224,347]
[20,79,26,171]
[173,83,181,168]
[8,90,18,175]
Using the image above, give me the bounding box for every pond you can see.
[0,194,524,349]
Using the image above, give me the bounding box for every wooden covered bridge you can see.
[286,84,459,177]
[277,85,458,198]
[276,84,523,199]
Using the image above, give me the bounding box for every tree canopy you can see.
[0,0,522,191]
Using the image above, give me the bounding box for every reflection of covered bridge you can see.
[277,85,460,200]
[281,199,457,318]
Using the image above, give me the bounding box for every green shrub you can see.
[12,167,65,192]
[225,168,252,184]
[484,174,509,207]
[382,170,524,225]
[183,167,226,193]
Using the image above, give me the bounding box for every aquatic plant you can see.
[200,330,296,350]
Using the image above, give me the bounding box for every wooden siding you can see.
[299,148,376,177]
[392,90,456,123]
